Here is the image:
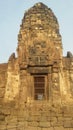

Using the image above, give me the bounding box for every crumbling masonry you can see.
[0,2,73,130]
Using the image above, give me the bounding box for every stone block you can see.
[5,116,17,123]
[45,127,54,130]
[16,126,25,130]
[54,126,65,130]
[42,128,49,130]
[6,124,17,129]
[0,114,5,121]
[28,121,39,127]
[28,115,41,121]
[37,127,42,130]
[39,121,50,128]
[40,115,48,122]
[18,121,24,127]
[0,125,6,130]
[64,117,72,121]
[64,120,72,128]
[27,126,38,130]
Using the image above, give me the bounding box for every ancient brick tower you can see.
[0,2,73,130]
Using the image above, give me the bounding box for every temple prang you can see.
[0,2,73,130]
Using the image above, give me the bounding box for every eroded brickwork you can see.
[0,2,73,130]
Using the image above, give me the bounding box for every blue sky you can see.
[0,0,73,63]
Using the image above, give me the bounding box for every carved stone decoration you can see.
[28,41,49,65]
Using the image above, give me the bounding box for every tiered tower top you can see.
[17,2,62,66]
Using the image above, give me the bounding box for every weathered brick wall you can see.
[0,64,7,102]
[0,102,73,130]
[4,54,20,102]
[0,61,73,130]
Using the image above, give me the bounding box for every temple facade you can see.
[0,3,73,130]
